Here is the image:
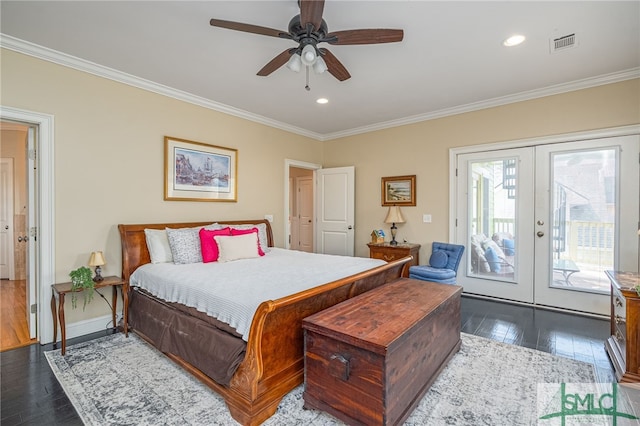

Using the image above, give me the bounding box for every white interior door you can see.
[534,136,639,315]
[0,158,15,280]
[456,148,535,302]
[316,166,355,256]
[297,176,314,253]
[27,126,37,338]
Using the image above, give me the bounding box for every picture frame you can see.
[381,175,416,206]
[164,136,237,202]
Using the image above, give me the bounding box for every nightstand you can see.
[367,242,420,275]
[51,275,128,355]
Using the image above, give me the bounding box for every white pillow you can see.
[144,229,173,263]
[214,233,262,262]
[220,223,270,252]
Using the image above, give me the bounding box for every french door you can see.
[456,135,639,315]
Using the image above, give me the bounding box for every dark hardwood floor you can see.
[1,296,615,425]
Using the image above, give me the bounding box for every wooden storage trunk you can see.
[302,278,462,425]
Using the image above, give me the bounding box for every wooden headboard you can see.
[118,219,274,282]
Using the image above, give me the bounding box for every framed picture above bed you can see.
[164,136,237,202]
[381,175,416,206]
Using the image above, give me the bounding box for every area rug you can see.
[46,332,599,425]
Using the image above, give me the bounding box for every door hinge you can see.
[28,149,36,161]
[30,227,37,241]
[30,303,37,314]
[455,168,458,177]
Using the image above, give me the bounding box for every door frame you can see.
[1,105,55,344]
[449,124,640,307]
[284,159,321,250]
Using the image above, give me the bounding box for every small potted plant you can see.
[69,266,95,309]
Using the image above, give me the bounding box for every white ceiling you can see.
[1,1,639,140]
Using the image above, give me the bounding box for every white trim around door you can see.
[1,105,55,344]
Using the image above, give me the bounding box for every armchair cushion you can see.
[409,266,456,281]
[484,246,502,273]
[503,238,515,256]
[429,250,449,268]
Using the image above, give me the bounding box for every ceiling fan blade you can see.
[210,19,290,39]
[257,49,294,76]
[319,48,351,81]
[325,29,404,45]
[300,0,325,32]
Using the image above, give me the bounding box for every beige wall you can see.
[323,79,640,261]
[1,49,322,323]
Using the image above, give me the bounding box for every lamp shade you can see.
[89,251,106,267]
[312,55,327,74]
[384,206,405,224]
[300,44,317,66]
[286,53,302,73]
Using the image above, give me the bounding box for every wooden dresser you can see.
[604,270,640,383]
[303,278,462,425]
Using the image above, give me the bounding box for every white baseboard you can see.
[58,311,123,342]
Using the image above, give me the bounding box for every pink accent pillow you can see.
[230,227,265,256]
[199,227,231,262]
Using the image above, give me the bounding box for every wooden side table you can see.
[367,242,420,276]
[51,275,128,355]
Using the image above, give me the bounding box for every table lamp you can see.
[384,206,405,246]
[89,251,105,282]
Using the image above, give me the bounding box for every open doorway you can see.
[0,120,33,351]
[289,167,314,252]
[284,159,321,252]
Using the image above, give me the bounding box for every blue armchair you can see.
[409,242,465,285]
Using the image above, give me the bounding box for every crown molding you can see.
[322,68,640,141]
[0,34,324,141]
[2,34,638,142]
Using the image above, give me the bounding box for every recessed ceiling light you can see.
[316,98,329,104]
[503,35,526,47]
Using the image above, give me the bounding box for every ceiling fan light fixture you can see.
[286,53,302,72]
[300,44,317,66]
[312,56,327,74]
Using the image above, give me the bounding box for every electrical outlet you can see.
[423,214,432,223]
[264,214,274,222]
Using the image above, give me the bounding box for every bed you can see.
[118,219,411,425]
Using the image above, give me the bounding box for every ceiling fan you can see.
[210,0,404,82]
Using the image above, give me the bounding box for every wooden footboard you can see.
[118,220,410,425]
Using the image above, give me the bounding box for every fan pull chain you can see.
[305,66,311,91]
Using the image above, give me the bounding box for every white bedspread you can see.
[129,248,386,341]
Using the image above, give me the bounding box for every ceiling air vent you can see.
[550,33,577,53]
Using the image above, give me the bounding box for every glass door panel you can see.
[456,148,534,303]
[550,148,616,293]
[469,158,517,281]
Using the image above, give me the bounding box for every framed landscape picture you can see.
[381,175,416,206]
[164,136,237,202]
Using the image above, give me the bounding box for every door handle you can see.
[18,236,23,242]
[347,225,353,230]
[4,225,8,230]
[537,231,544,237]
